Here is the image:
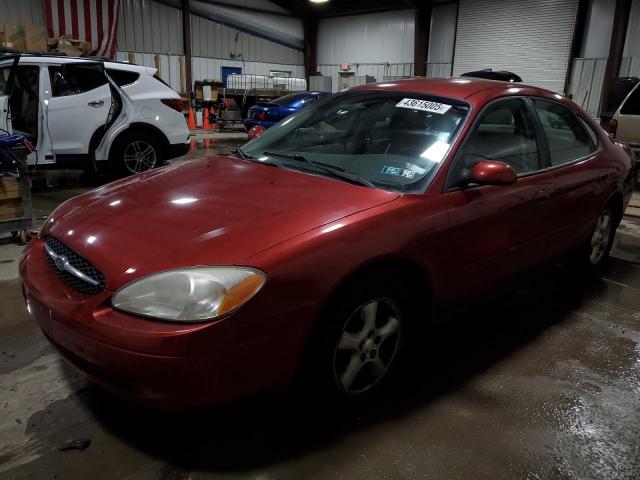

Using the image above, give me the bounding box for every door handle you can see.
[533,187,552,204]
[88,100,104,108]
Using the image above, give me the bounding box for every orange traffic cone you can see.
[187,104,196,129]
[203,107,211,130]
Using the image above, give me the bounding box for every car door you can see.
[443,97,555,300]
[45,61,111,155]
[529,99,602,256]
[0,55,20,133]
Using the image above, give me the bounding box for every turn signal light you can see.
[255,111,268,121]
[608,118,618,139]
[161,98,187,112]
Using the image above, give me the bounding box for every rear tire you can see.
[111,131,163,175]
[576,207,615,274]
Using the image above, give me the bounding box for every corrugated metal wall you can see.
[190,56,304,81]
[427,2,457,78]
[453,0,579,92]
[565,0,614,118]
[317,10,415,64]
[1,0,46,25]
[117,0,185,54]
[316,10,414,92]
[567,57,607,116]
[116,0,304,93]
[317,63,414,92]
[622,0,640,77]
[190,14,303,65]
[117,0,302,63]
[190,0,303,50]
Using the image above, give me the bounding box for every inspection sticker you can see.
[395,98,452,114]
[381,166,416,179]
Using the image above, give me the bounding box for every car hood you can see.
[44,156,399,290]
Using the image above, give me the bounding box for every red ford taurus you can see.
[19,78,634,408]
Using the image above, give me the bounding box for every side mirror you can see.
[247,125,266,140]
[469,160,517,185]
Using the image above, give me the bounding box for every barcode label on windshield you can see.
[395,98,452,114]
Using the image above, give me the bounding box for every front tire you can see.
[302,276,417,400]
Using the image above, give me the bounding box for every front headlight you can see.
[111,267,266,322]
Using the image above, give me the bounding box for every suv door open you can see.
[45,61,112,158]
[0,55,19,133]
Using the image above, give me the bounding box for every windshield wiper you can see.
[263,151,376,189]
[233,147,256,160]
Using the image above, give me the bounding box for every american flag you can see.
[44,0,121,58]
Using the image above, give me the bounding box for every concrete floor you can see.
[1,138,640,479]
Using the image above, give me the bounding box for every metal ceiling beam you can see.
[195,0,295,17]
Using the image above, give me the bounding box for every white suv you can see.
[0,54,190,174]
[610,82,640,184]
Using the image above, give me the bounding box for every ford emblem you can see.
[55,255,67,271]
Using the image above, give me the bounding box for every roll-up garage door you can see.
[452,0,579,93]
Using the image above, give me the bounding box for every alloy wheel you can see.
[123,140,157,173]
[589,210,612,265]
[333,298,402,394]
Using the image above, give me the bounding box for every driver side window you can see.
[449,98,540,186]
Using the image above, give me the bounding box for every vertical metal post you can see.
[414,1,432,77]
[182,0,192,96]
[304,17,318,87]
[600,0,632,113]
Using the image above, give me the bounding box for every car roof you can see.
[17,54,148,72]
[351,77,554,102]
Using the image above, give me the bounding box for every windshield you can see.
[243,91,470,193]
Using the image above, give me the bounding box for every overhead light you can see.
[309,0,329,3]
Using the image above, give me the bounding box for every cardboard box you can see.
[4,24,25,50]
[25,24,47,51]
[0,177,21,201]
[55,44,84,57]
[57,35,91,56]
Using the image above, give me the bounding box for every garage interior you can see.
[1,0,640,479]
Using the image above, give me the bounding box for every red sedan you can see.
[19,78,634,408]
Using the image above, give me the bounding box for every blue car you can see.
[244,91,330,131]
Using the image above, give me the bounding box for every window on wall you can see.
[269,70,291,78]
[532,100,596,166]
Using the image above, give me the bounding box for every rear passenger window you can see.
[620,86,640,115]
[453,98,539,179]
[533,100,595,166]
[106,68,140,87]
[49,64,108,97]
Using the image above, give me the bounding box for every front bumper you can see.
[19,240,305,409]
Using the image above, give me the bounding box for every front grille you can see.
[44,236,106,295]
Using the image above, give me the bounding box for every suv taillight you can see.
[255,111,268,121]
[161,98,186,113]
[608,118,618,138]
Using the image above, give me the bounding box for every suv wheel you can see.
[112,131,162,175]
